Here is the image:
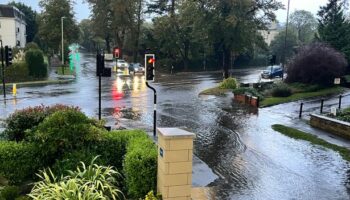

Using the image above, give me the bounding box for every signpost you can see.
[145,54,157,137]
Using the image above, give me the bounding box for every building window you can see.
[17,41,20,47]
[17,28,20,33]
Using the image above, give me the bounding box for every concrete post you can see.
[157,128,195,200]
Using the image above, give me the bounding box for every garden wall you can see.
[233,94,259,108]
[310,114,350,140]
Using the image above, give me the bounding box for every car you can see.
[129,63,145,75]
[116,59,129,68]
[261,65,283,79]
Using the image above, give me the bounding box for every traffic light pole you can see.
[0,40,5,99]
[146,81,157,137]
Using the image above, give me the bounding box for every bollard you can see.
[299,103,303,118]
[157,128,195,200]
[257,96,260,108]
[12,84,17,97]
[339,95,342,109]
[320,99,324,114]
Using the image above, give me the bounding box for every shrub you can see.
[219,77,238,89]
[144,191,162,200]
[0,142,45,184]
[3,104,80,141]
[24,42,39,51]
[271,84,292,97]
[233,88,264,100]
[29,158,124,200]
[4,62,30,83]
[0,186,20,200]
[31,110,104,157]
[286,43,347,86]
[123,137,157,198]
[25,49,47,78]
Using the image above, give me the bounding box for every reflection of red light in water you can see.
[113,107,122,118]
[112,87,124,100]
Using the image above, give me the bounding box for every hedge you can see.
[0,142,45,184]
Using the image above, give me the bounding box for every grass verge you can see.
[56,67,75,76]
[260,87,344,107]
[199,87,231,96]
[272,124,350,162]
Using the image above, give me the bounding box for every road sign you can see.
[334,78,341,85]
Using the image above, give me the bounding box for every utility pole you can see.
[61,16,66,74]
[282,0,291,81]
[0,40,5,99]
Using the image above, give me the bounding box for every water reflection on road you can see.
[0,52,349,199]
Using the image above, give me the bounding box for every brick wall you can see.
[310,114,350,140]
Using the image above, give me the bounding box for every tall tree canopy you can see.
[37,0,79,54]
[290,10,317,45]
[317,0,350,62]
[7,1,38,43]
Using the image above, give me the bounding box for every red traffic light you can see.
[113,47,120,58]
[148,58,155,64]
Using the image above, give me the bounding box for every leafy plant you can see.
[219,77,238,90]
[3,104,80,141]
[144,191,162,200]
[233,88,264,100]
[25,49,47,78]
[271,84,292,97]
[0,186,20,200]
[29,157,124,200]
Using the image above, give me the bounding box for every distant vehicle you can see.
[116,59,129,68]
[261,65,283,79]
[129,63,145,75]
[104,54,113,61]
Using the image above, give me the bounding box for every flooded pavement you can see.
[1,52,350,199]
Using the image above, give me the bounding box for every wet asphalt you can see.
[0,52,350,200]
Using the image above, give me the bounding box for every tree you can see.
[37,0,79,55]
[78,19,94,51]
[317,0,350,62]
[8,1,38,43]
[290,10,317,45]
[286,42,347,86]
[270,28,298,64]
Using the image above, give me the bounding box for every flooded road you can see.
[1,52,349,199]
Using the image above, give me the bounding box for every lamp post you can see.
[282,0,290,81]
[61,16,66,74]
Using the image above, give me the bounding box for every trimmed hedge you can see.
[25,49,47,78]
[0,142,45,184]
[219,77,238,90]
[124,137,157,198]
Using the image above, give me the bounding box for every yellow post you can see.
[12,84,17,97]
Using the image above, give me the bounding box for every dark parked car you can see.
[129,63,145,75]
[261,65,283,79]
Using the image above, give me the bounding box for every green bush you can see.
[0,142,45,184]
[31,110,104,157]
[0,186,20,200]
[3,104,80,141]
[4,62,30,83]
[25,49,47,78]
[29,158,124,200]
[271,84,292,97]
[219,77,238,89]
[24,42,39,51]
[14,196,31,200]
[123,137,157,198]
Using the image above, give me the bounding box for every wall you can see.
[0,18,16,47]
[310,114,350,140]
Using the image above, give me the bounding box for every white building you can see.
[0,5,26,48]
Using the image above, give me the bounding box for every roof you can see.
[0,5,25,21]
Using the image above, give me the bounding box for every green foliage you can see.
[332,107,350,122]
[31,110,103,156]
[289,10,317,45]
[0,186,20,200]
[29,158,124,200]
[25,42,40,51]
[0,142,45,184]
[271,83,292,97]
[219,78,238,90]
[14,196,31,200]
[286,43,347,86]
[144,190,162,200]
[317,0,350,62]
[25,49,47,78]
[270,28,298,64]
[3,104,80,141]
[4,62,30,83]
[123,137,157,198]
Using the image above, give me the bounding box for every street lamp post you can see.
[282,0,291,81]
[61,16,66,74]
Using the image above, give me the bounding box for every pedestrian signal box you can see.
[145,54,155,81]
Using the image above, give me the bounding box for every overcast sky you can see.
[3,0,333,22]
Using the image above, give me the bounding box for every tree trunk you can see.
[133,0,142,62]
[183,40,190,71]
[105,36,111,53]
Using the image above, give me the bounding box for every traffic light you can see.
[96,53,105,76]
[113,47,120,58]
[145,54,155,81]
[5,46,13,66]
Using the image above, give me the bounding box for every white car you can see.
[116,59,129,68]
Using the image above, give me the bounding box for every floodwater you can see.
[0,52,349,200]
